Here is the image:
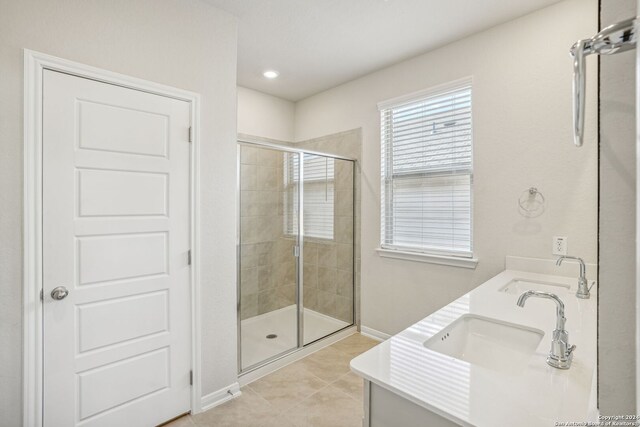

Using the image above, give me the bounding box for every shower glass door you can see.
[238,144,300,370]
[300,154,355,345]
[238,141,356,372]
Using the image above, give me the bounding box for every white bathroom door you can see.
[42,70,192,426]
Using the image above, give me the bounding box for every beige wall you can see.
[296,130,361,324]
[0,0,238,423]
[294,0,599,335]
[239,145,296,319]
[598,0,637,414]
[299,167,355,323]
[238,86,295,141]
[239,134,359,325]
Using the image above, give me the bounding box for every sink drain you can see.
[266,334,278,339]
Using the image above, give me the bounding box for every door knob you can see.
[51,286,69,300]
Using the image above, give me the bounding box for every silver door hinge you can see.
[189,370,193,386]
[40,289,43,301]
[188,126,193,143]
[292,246,300,257]
[187,250,192,266]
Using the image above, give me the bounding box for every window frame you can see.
[378,77,475,260]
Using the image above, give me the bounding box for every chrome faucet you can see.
[517,291,575,369]
[556,255,590,299]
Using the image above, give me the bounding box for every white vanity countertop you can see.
[350,269,597,427]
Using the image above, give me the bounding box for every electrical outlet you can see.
[553,236,568,256]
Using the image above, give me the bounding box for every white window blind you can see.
[379,79,473,257]
[285,153,335,240]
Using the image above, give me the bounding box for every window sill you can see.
[375,248,478,269]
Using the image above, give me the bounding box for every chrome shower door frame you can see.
[236,137,357,375]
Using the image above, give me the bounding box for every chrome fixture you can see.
[517,291,575,369]
[518,187,545,218]
[570,17,638,147]
[556,255,590,299]
[50,286,69,300]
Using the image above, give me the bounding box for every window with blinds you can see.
[284,153,335,240]
[379,79,473,257]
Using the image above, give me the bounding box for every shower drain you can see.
[266,334,278,339]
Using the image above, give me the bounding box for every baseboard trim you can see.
[199,382,241,413]
[360,326,391,342]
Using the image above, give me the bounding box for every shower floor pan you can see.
[241,305,350,370]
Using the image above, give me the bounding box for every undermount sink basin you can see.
[499,279,571,295]
[424,315,544,374]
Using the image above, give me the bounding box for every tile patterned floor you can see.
[165,333,378,427]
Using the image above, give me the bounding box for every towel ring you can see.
[518,187,545,217]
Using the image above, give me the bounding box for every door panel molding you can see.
[23,49,202,427]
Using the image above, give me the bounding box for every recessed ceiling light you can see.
[263,70,279,79]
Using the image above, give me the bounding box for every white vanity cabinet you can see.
[363,380,460,427]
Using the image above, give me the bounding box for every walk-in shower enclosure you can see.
[237,140,356,372]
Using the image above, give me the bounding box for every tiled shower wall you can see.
[239,128,362,326]
[296,129,362,326]
[239,145,296,320]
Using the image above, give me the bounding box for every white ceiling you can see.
[206,0,562,101]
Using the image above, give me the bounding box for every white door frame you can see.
[23,49,202,427]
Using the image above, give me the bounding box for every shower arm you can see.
[570,17,638,147]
